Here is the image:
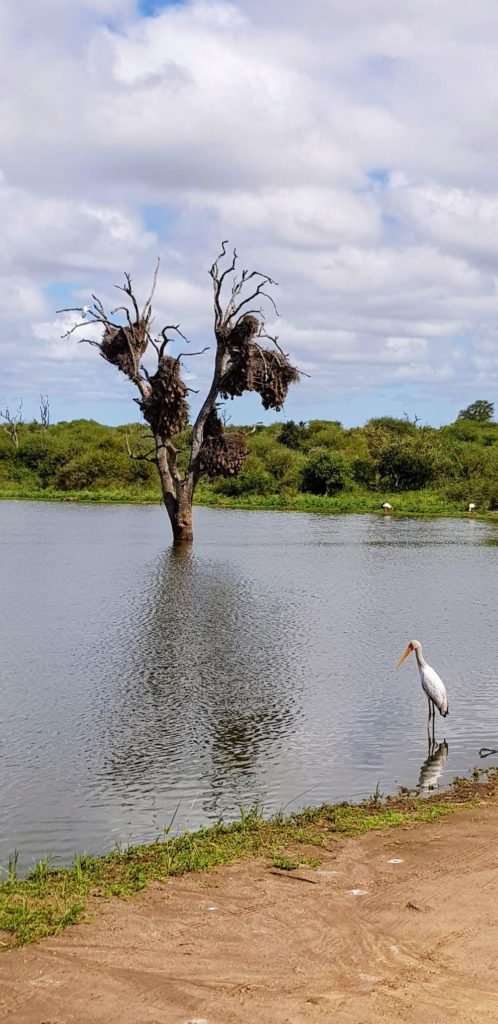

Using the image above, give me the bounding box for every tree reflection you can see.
[95,549,303,823]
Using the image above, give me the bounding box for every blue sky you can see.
[139,0,184,12]
[1,0,497,428]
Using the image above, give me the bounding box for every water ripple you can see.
[0,501,497,870]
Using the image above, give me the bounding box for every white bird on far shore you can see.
[468,502,476,514]
[396,640,449,736]
[382,502,393,514]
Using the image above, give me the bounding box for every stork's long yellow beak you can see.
[396,645,412,669]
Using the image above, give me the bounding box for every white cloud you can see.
[1,0,498,423]
[0,182,155,276]
[389,175,498,265]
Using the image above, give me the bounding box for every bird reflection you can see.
[417,739,448,793]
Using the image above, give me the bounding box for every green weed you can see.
[1,774,496,950]
[271,854,301,871]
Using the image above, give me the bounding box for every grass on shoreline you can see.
[1,773,497,950]
[1,485,498,521]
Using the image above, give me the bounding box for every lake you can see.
[1,500,497,871]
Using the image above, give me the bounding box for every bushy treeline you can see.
[211,413,498,509]
[0,420,157,495]
[0,406,497,509]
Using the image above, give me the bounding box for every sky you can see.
[1,0,498,428]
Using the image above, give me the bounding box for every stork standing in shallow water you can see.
[396,640,449,738]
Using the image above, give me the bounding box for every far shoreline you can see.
[1,489,498,523]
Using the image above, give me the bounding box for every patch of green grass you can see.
[0,486,161,505]
[271,855,301,871]
[300,855,324,869]
[2,774,496,950]
[194,488,498,520]
[2,484,498,521]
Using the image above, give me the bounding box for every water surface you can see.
[1,501,497,870]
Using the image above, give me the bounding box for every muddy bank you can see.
[1,792,498,1023]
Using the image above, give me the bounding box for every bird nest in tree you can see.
[220,342,300,411]
[139,356,189,440]
[221,314,260,349]
[217,314,299,410]
[199,410,247,478]
[101,321,148,379]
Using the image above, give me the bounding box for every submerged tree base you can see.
[1,770,496,949]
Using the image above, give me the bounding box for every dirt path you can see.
[1,803,498,1024]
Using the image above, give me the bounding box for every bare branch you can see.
[210,240,229,274]
[158,324,190,359]
[61,320,96,339]
[160,324,190,344]
[58,313,110,340]
[231,284,279,322]
[143,257,161,319]
[209,240,231,322]
[217,248,238,295]
[177,346,209,359]
[125,432,157,463]
[56,306,88,315]
[234,308,265,325]
[233,269,275,292]
[77,338,102,349]
[259,330,286,358]
[257,330,310,378]
[115,273,140,321]
[110,305,134,329]
[91,295,109,320]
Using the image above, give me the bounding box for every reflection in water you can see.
[1,501,498,868]
[417,740,449,793]
[97,549,304,824]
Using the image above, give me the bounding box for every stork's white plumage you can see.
[397,640,449,735]
[468,502,476,513]
[382,502,393,512]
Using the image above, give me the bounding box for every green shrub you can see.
[301,450,349,495]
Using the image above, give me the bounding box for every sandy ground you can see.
[1,803,498,1024]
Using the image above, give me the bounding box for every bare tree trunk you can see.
[155,442,194,545]
[161,486,193,545]
[171,481,194,545]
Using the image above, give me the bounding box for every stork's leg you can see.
[427,697,432,736]
[431,701,436,741]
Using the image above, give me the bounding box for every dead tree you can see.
[40,394,50,428]
[59,245,299,545]
[0,401,23,448]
